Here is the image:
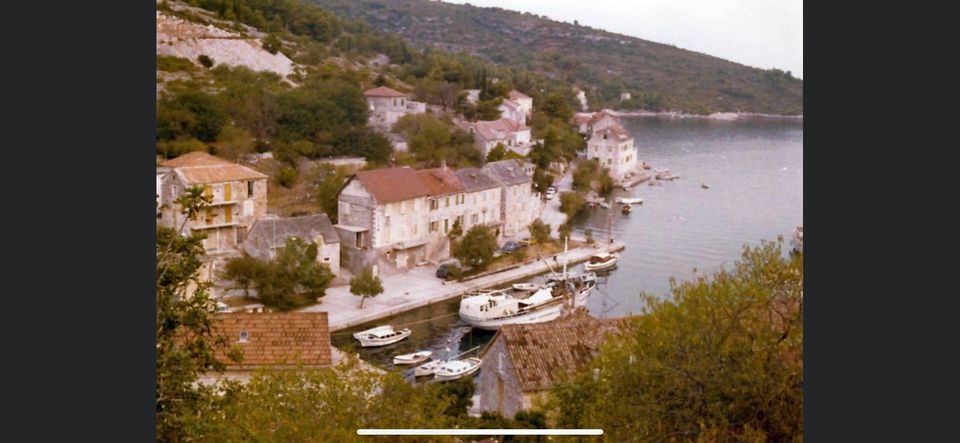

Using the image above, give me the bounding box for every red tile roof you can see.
[508,90,532,101]
[351,167,433,204]
[416,167,465,196]
[364,86,408,97]
[464,118,529,142]
[497,311,624,392]
[592,124,633,141]
[211,312,332,369]
[161,152,267,184]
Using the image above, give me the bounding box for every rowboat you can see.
[583,251,619,271]
[433,358,482,381]
[622,204,632,214]
[414,360,445,377]
[615,197,643,205]
[353,325,411,347]
[393,350,433,365]
[512,282,541,292]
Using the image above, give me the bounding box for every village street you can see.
[299,238,625,331]
[540,167,574,234]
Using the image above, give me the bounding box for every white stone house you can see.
[482,160,541,238]
[364,86,426,129]
[497,90,533,125]
[586,123,638,184]
[572,110,621,135]
[243,214,341,277]
[461,118,533,157]
[454,167,505,239]
[464,89,481,104]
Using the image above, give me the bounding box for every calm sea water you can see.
[334,117,803,368]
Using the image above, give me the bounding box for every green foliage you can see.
[584,228,594,244]
[275,165,299,188]
[221,254,265,297]
[557,223,571,242]
[454,225,498,270]
[415,77,461,109]
[157,89,226,142]
[559,191,586,218]
[157,138,207,158]
[262,33,282,54]
[197,54,215,68]
[485,143,507,162]
[438,378,475,417]
[448,217,463,239]
[572,159,615,195]
[549,240,804,441]
[528,218,551,244]
[310,163,351,222]
[474,97,503,121]
[251,238,334,311]
[531,167,554,194]
[180,362,457,442]
[528,121,583,169]
[538,92,573,122]
[392,113,481,167]
[157,55,197,73]
[349,269,384,309]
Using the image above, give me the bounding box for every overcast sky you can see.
[444,0,803,79]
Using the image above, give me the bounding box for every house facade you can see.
[477,311,623,417]
[573,110,620,135]
[482,160,540,238]
[197,312,332,384]
[586,124,638,184]
[497,90,533,125]
[158,152,268,253]
[364,86,426,129]
[461,118,533,157]
[243,214,341,277]
[454,167,504,238]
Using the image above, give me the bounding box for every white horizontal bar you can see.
[357,429,603,436]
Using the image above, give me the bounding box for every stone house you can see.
[243,214,341,277]
[586,123,638,184]
[453,167,505,239]
[464,89,481,104]
[460,118,533,157]
[497,90,533,125]
[158,152,268,254]
[482,160,541,238]
[364,86,426,129]
[477,311,623,417]
[572,110,621,135]
[197,312,332,384]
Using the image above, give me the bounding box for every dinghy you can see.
[615,197,643,205]
[353,325,411,347]
[393,350,433,365]
[433,358,482,381]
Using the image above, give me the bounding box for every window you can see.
[444,219,449,233]
[472,213,478,224]
[323,257,331,262]
[445,197,450,207]
[429,221,438,232]
[430,199,438,211]
[341,202,350,217]
[247,181,254,197]
[239,331,249,343]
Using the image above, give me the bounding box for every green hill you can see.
[309,0,803,115]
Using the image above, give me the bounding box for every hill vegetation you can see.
[310,0,803,114]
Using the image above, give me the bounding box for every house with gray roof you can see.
[454,168,505,238]
[243,214,341,276]
[481,160,542,237]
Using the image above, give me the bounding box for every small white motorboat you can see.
[599,202,611,209]
[353,325,412,347]
[512,282,541,292]
[583,251,619,271]
[414,360,445,377]
[615,197,643,205]
[393,350,433,365]
[433,358,482,381]
[622,185,631,191]
[701,183,711,189]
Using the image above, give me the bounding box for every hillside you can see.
[309,0,803,115]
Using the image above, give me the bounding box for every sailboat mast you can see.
[563,236,568,278]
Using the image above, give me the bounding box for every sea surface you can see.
[333,117,803,370]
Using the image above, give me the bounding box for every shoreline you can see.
[608,110,803,121]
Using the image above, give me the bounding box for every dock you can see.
[299,240,626,331]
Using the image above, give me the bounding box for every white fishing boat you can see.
[433,357,482,381]
[459,287,565,330]
[353,325,411,347]
[512,282,541,292]
[615,197,643,205]
[393,350,433,365]
[414,360,445,377]
[545,271,598,306]
[583,251,619,271]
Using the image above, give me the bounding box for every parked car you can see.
[518,239,532,248]
[501,241,521,254]
[436,263,452,279]
[544,189,556,200]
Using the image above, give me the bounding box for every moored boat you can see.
[433,358,482,381]
[414,360,445,377]
[353,325,412,347]
[583,251,619,271]
[459,287,565,330]
[511,282,541,292]
[393,350,433,365]
[622,204,632,214]
[615,197,643,205]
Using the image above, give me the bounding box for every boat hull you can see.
[434,359,482,381]
[584,259,618,271]
[357,329,411,347]
[460,303,563,330]
[414,361,443,377]
[393,351,432,365]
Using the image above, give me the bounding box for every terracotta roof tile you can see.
[592,124,632,141]
[211,312,332,369]
[161,152,267,184]
[498,312,624,391]
[364,86,408,97]
[351,167,433,204]
[416,167,465,196]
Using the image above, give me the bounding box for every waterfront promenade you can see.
[299,240,626,331]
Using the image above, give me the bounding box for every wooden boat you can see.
[615,197,643,205]
[353,325,411,347]
[512,282,541,292]
[433,358,482,381]
[583,251,619,271]
[622,204,632,214]
[393,350,433,365]
[459,287,564,330]
[414,360,445,377]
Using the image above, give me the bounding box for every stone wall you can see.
[478,336,526,417]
